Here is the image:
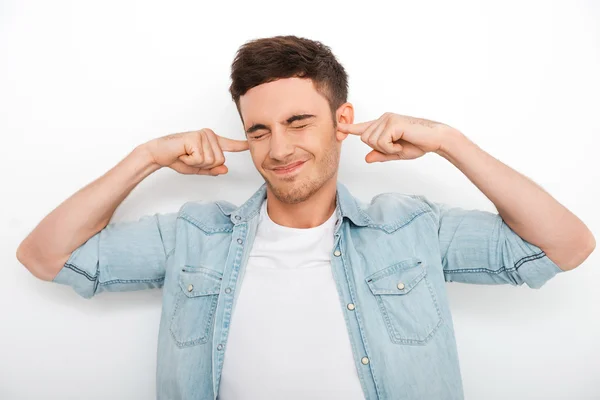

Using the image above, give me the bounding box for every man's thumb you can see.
[365,150,401,163]
[218,136,249,152]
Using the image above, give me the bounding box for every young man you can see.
[17,35,595,400]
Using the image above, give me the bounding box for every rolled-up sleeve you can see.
[421,199,564,289]
[52,212,179,298]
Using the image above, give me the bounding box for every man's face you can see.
[239,77,347,204]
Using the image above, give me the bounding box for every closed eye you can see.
[250,124,308,139]
[250,132,269,140]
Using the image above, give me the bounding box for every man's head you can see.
[229,35,353,204]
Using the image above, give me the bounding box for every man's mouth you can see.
[271,161,306,175]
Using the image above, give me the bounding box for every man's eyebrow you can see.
[286,114,316,124]
[246,124,268,134]
[245,114,316,134]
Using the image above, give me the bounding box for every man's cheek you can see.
[251,151,267,171]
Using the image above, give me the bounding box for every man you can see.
[17,35,595,400]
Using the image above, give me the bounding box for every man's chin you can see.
[266,178,313,205]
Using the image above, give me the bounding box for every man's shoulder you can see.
[355,191,435,228]
[176,199,237,233]
[360,191,432,211]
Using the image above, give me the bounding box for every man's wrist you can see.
[434,127,470,162]
[131,143,163,175]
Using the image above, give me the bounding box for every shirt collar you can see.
[227,181,370,227]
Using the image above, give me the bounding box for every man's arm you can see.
[16,128,249,284]
[435,128,595,271]
[16,145,161,281]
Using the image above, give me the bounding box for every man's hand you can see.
[144,128,249,175]
[337,112,454,163]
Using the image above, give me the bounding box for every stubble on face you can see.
[262,127,340,205]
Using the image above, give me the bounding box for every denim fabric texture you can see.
[53,182,563,399]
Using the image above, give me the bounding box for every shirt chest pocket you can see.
[170,266,223,348]
[365,258,442,345]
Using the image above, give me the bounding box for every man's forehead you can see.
[239,78,327,119]
[243,76,316,96]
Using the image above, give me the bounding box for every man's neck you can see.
[265,178,337,229]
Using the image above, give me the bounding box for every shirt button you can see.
[217,344,224,351]
[187,284,194,292]
[397,282,405,290]
[234,215,241,220]
[225,288,232,294]
[347,303,355,311]
[361,357,369,365]
[237,238,243,244]
[334,250,341,257]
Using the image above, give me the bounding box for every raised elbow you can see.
[585,232,596,259]
[566,231,596,271]
[16,243,32,271]
[16,243,60,282]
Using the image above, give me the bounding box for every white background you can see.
[1,0,599,399]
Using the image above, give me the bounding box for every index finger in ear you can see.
[336,120,375,135]
[217,136,250,152]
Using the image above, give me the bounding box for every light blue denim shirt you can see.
[52,182,563,399]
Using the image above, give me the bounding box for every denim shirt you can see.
[52,182,563,399]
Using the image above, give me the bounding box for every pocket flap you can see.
[365,258,425,295]
[178,266,223,297]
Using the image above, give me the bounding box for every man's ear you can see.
[335,102,354,141]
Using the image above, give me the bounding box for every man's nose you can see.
[269,127,295,161]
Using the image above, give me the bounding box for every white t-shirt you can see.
[218,198,365,400]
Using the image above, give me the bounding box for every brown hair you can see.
[229,35,348,122]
